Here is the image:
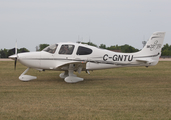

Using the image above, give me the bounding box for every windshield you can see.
[43,44,58,54]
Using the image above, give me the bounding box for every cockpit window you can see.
[59,44,75,55]
[76,46,92,55]
[43,44,58,54]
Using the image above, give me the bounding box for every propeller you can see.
[9,41,18,70]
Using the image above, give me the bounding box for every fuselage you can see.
[16,42,157,71]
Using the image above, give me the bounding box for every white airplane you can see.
[9,32,165,83]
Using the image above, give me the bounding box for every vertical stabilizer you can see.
[139,32,165,55]
[135,32,165,65]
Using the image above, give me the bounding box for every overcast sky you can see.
[0,0,171,51]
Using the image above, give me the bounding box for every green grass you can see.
[0,61,171,120]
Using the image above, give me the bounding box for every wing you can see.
[55,60,87,73]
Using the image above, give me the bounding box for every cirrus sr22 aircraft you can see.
[9,32,165,83]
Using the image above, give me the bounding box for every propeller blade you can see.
[14,57,17,70]
[14,40,18,70]
[15,40,17,55]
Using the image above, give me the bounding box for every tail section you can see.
[135,32,165,65]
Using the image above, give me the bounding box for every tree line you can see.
[0,43,171,58]
[82,42,139,53]
[161,43,171,56]
[0,48,29,58]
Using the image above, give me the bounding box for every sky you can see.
[0,0,171,51]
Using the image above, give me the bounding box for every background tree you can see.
[107,44,139,53]
[161,43,171,56]
[120,44,139,53]
[39,44,49,51]
[107,45,121,51]
[18,48,29,53]
[99,44,106,49]
[0,49,8,58]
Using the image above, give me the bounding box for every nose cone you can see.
[9,54,17,60]
[17,52,41,68]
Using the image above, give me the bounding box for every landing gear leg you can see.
[19,68,37,81]
[64,64,84,83]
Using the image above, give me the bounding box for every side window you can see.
[76,46,92,55]
[59,45,75,55]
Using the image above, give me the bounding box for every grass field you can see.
[0,61,171,120]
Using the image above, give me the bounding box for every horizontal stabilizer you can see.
[136,58,154,63]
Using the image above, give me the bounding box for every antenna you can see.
[142,35,146,48]
[142,41,147,48]
[89,36,91,43]
[76,35,81,43]
[78,35,80,41]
